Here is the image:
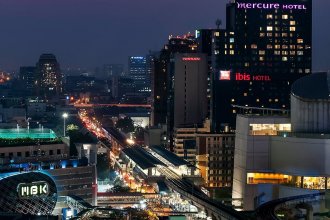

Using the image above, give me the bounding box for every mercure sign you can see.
[237,2,307,10]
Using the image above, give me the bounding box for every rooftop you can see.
[291,72,330,100]
[150,146,190,167]
[0,128,57,139]
[122,146,165,170]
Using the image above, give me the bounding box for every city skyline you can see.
[0,0,329,71]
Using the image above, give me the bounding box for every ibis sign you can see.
[17,181,49,198]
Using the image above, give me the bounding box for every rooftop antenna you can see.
[216,19,222,29]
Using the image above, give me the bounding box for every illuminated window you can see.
[259,50,265,55]
[275,99,279,102]
[266,14,273,19]
[282,15,288,19]
[297,39,304,43]
[267,26,273,31]
[259,56,264,61]
[230,38,234,43]
[297,51,304,55]
[297,45,304,49]
[267,33,273,37]
[256,99,260,102]
[290,27,296,32]
[290,51,296,55]
[230,50,235,55]
[231,99,235,102]
[282,56,288,61]
[282,51,288,55]
[251,44,258,49]
[267,45,273,49]
[290,45,296,49]
[282,45,288,49]
[290,21,296,25]
[215,32,220,37]
[305,69,311,73]
[274,45,280,49]
[247,173,292,185]
[282,33,288,37]
[260,33,265,37]
[214,50,219,55]
[274,51,280,55]
[244,93,247,97]
[233,109,237,113]
[249,124,291,136]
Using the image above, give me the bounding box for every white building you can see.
[232,72,330,210]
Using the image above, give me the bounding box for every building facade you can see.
[211,0,312,131]
[36,54,62,98]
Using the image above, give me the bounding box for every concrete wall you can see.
[291,95,330,133]
[271,136,330,176]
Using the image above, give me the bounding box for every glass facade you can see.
[0,172,57,215]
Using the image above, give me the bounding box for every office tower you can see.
[128,56,149,94]
[19,66,36,93]
[211,0,312,132]
[173,53,208,127]
[150,35,197,127]
[36,54,62,98]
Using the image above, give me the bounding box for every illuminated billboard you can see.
[236,2,307,10]
[18,181,49,198]
[182,57,201,61]
[0,172,57,215]
[219,71,271,81]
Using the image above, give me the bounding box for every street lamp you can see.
[62,113,68,137]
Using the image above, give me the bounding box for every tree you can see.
[116,117,134,133]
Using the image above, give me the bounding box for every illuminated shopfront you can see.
[249,123,291,135]
[247,172,330,190]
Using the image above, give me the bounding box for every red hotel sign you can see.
[219,70,271,81]
[235,73,271,81]
[182,57,201,61]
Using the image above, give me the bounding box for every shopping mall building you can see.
[0,128,97,217]
[232,72,330,210]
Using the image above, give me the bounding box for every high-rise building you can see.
[128,56,149,94]
[211,0,312,132]
[103,64,124,78]
[36,54,62,98]
[173,53,208,128]
[150,35,198,128]
[19,66,36,93]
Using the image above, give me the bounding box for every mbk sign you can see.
[237,2,307,10]
[18,181,49,198]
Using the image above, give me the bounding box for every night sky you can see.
[0,0,329,72]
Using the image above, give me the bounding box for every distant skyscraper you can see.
[19,66,36,93]
[103,64,124,78]
[36,54,62,98]
[128,56,149,93]
[211,0,312,132]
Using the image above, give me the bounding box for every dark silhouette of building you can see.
[36,54,62,99]
[19,66,36,94]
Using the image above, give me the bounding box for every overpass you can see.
[158,166,247,220]
[254,192,325,220]
[74,103,151,108]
